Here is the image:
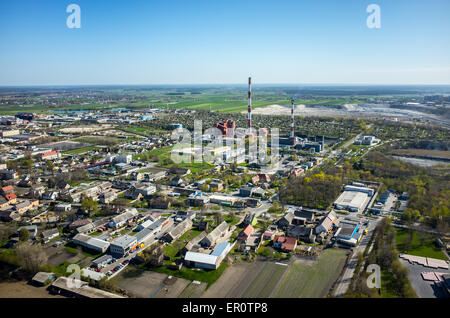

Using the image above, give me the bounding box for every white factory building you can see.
[72,233,110,253]
[334,185,374,213]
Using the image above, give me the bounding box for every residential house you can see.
[38,151,61,161]
[42,191,58,200]
[15,199,39,214]
[242,213,257,227]
[55,202,71,212]
[99,191,118,204]
[273,235,297,252]
[199,221,229,248]
[315,211,338,234]
[287,225,316,243]
[277,212,294,229]
[238,225,254,241]
[41,228,60,243]
[162,218,193,243]
[209,181,224,192]
[293,210,315,225]
[0,169,18,180]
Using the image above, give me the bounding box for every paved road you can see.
[333,218,380,297]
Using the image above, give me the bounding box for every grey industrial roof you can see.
[32,272,55,284]
[93,254,113,265]
[111,235,137,248]
[135,227,153,242]
[73,233,110,250]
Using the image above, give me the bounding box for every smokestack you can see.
[247,77,252,130]
[290,98,295,142]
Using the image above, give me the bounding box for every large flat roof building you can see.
[72,233,110,253]
[110,235,138,257]
[334,190,370,213]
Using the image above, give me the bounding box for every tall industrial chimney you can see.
[247,77,252,130]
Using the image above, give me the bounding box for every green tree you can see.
[19,228,30,242]
[81,197,98,215]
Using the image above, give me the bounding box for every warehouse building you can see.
[334,185,374,213]
[72,233,110,253]
[336,221,359,240]
[209,195,237,206]
[110,235,138,257]
[184,241,233,270]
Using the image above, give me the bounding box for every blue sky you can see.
[0,0,449,85]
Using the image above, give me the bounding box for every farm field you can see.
[203,249,347,298]
[178,281,208,298]
[272,248,347,298]
[241,262,288,298]
[63,145,100,155]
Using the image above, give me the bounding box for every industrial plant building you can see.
[72,233,110,253]
[334,185,374,213]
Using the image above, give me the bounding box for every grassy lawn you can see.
[119,228,130,235]
[256,245,288,260]
[164,230,203,262]
[134,145,214,174]
[395,228,447,260]
[64,246,79,255]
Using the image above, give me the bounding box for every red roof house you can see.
[5,193,17,201]
[273,235,297,252]
[238,225,254,241]
[1,185,14,195]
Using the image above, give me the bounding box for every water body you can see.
[392,155,449,167]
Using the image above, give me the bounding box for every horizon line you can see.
[2,82,450,88]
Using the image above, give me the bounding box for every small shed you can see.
[31,272,56,286]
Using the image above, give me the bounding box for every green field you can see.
[135,145,214,174]
[63,145,99,155]
[271,248,347,298]
[395,228,447,260]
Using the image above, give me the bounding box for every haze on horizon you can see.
[0,0,449,86]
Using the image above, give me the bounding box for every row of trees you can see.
[346,219,417,298]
